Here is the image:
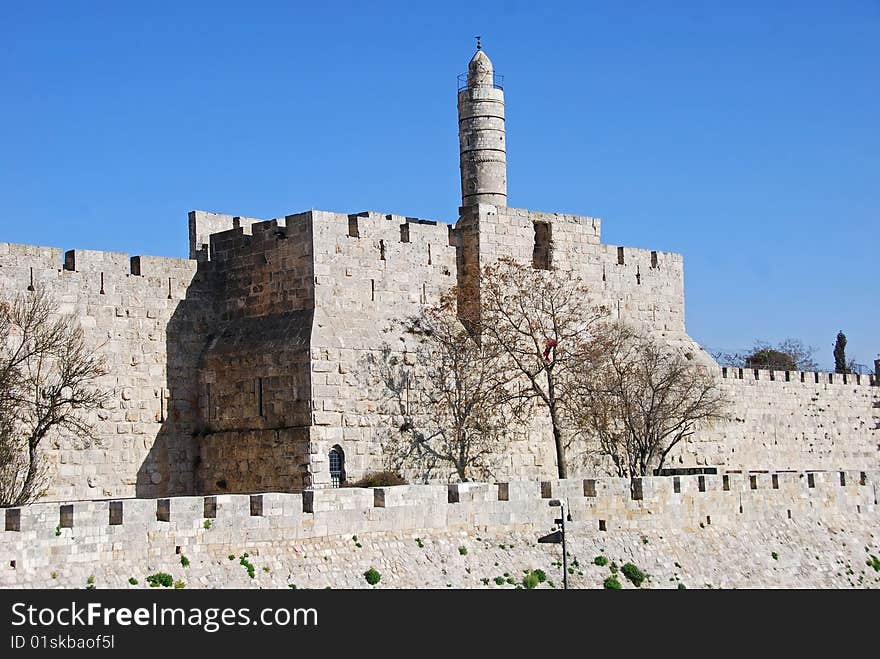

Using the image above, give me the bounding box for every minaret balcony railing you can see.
[457,72,504,92]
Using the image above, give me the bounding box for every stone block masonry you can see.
[1,472,877,588]
[1,201,878,499]
[670,367,880,472]
[0,241,211,501]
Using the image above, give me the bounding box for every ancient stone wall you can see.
[0,242,210,501]
[307,211,458,485]
[1,204,877,499]
[195,214,316,494]
[457,204,686,335]
[2,471,877,588]
[671,367,880,472]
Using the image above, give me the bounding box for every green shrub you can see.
[345,471,407,488]
[532,569,547,583]
[180,555,190,568]
[867,555,880,572]
[621,563,646,587]
[54,525,61,537]
[203,519,212,530]
[173,580,185,589]
[594,555,608,567]
[86,575,95,590]
[289,584,297,589]
[363,568,381,586]
[415,538,424,548]
[458,546,468,556]
[677,582,687,590]
[128,577,138,586]
[771,552,779,561]
[146,573,174,588]
[239,555,255,579]
[505,577,515,585]
[228,554,235,561]
[494,576,505,585]
[610,562,618,574]
[522,572,540,589]
[603,576,622,590]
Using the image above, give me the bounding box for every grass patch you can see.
[146,573,173,588]
[603,576,622,590]
[522,571,541,589]
[621,563,646,587]
[239,555,255,579]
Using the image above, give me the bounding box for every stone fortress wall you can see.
[0,242,207,502]
[2,470,877,588]
[1,203,878,501]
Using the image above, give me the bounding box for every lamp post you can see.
[549,498,568,590]
[538,498,572,588]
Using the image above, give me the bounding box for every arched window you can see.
[329,445,345,488]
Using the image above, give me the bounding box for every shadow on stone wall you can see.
[134,261,215,498]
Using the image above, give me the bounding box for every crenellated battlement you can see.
[2,470,875,554]
[599,243,683,272]
[721,366,878,387]
[1,241,199,298]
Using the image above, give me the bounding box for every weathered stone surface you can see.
[1,472,877,589]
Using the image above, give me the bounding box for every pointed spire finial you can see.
[475,35,481,51]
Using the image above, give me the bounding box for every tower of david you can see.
[1,46,876,504]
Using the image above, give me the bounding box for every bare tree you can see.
[366,292,510,482]
[575,322,729,478]
[0,288,107,506]
[478,257,608,478]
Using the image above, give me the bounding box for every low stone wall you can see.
[1,471,877,588]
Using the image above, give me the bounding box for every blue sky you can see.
[1,1,877,368]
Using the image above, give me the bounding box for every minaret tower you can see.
[458,38,507,207]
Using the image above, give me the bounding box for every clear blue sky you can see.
[1,1,877,369]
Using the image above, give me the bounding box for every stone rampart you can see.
[1,471,876,588]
